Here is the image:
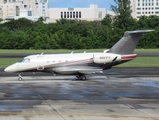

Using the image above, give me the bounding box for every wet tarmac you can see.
[0,68,159,120]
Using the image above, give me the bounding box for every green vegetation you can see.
[134,49,159,53]
[117,57,159,67]
[111,0,134,30]
[0,58,20,68]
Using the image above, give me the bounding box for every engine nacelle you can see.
[93,53,121,64]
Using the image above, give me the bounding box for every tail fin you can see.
[108,30,153,54]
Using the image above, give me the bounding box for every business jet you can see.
[4,30,153,81]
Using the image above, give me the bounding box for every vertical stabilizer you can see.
[108,30,153,54]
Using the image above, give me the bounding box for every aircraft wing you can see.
[52,66,103,74]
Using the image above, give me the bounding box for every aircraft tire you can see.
[81,76,86,81]
[18,77,23,81]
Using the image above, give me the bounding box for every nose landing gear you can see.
[18,74,23,81]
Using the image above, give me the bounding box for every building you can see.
[47,4,106,23]
[0,0,48,21]
[20,0,48,17]
[106,11,116,17]
[0,2,21,20]
[131,0,159,19]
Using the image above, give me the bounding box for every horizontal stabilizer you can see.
[126,30,154,36]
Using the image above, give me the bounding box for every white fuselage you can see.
[4,52,137,75]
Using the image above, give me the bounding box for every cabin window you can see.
[23,58,30,63]
[18,58,30,63]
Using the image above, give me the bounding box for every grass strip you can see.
[117,57,159,67]
[0,58,21,68]
[1,57,159,68]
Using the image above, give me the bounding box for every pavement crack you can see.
[22,79,66,120]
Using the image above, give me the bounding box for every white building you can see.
[131,0,159,19]
[0,0,48,21]
[106,11,116,17]
[0,2,21,20]
[24,0,48,17]
[47,4,106,23]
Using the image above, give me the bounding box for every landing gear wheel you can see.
[18,77,23,81]
[81,75,86,81]
[18,74,23,81]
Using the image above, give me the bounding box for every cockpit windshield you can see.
[18,58,30,63]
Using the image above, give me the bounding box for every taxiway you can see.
[0,69,159,120]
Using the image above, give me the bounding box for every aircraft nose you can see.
[4,64,18,73]
[4,67,12,73]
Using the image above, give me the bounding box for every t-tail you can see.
[107,30,153,54]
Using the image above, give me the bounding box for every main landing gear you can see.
[76,73,87,80]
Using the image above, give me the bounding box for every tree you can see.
[2,18,34,31]
[111,0,135,30]
[36,17,45,25]
[0,18,3,23]
[137,16,149,29]
[101,14,113,27]
[147,15,159,29]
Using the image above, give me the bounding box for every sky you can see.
[48,0,115,11]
